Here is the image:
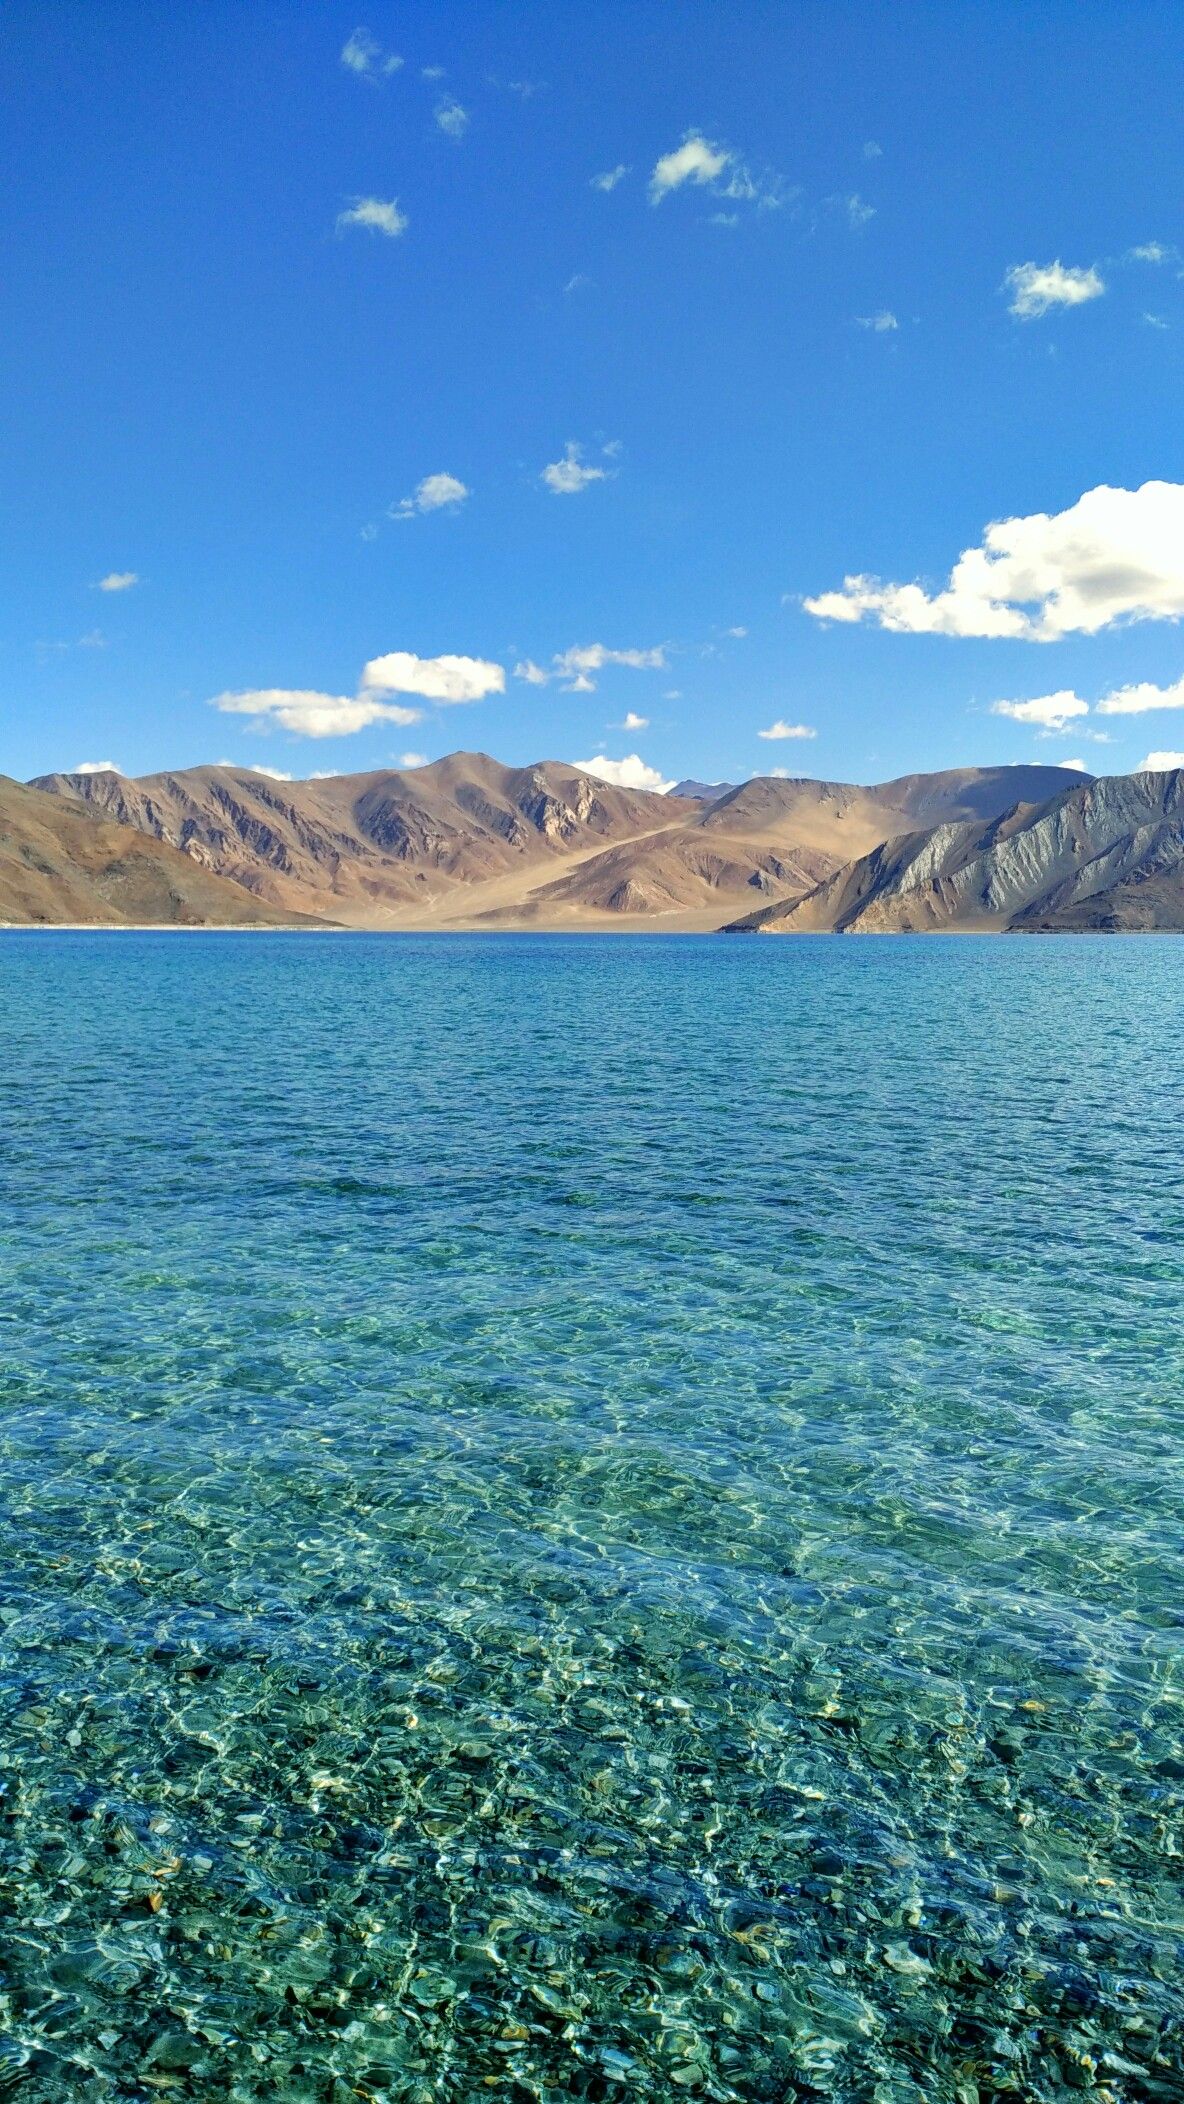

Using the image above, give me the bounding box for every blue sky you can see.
[5,1,1184,789]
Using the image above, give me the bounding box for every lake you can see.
[0,932,1181,2100]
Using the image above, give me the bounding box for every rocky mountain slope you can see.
[33,757,1086,930]
[725,770,1184,934]
[0,776,313,926]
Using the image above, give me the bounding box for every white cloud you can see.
[563,272,591,294]
[1128,242,1172,264]
[649,131,782,212]
[844,193,875,228]
[247,764,294,780]
[990,691,1090,732]
[1140,749,1184,770]
[857,310,898,332]
[725,625,748,637]
[422,65,445,80]
[1004,260,1104,319]
[541,441,615,494]
[591,164,630,192]
[553,643,667,691]
[619,711,649,730]
[1061,758,1091,771]
[212,690,424,738]
[1144,312,1170,330]
[514,643,665,691]
[399,751,429,768]
[96,571,138,592]
[758,719,817,741]
[78,628,106,648]
[1095,674,1184,715]
[361,651,505,704]
[435,98,469,138]
[341,28,402,75]
[391,472,469,519]
[74,760,122,775]
[574,753,674,794]
[863,140,883,159]
[650,133,731,202]
[337,196,408,238]
[804,481,1184,641]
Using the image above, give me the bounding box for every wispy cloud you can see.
[803,480,1184,640]
[516,643,667,693]
[758,719,817,740]
[573,753,674,794]
[390,472,469,519]
[73,760,122,775]
[1128,241,1175,265]
[863,140,883,159]
[541,440,617,494]
[591,164,630,193]
[435,98,469,139]
[1004,259,1104,319]
[337,196,408,239]
[843,193,875,228]
[857,310,898,332]
[649,131,784,212]
[341,28,402,76]
[96,570,138,592]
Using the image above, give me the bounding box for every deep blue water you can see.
[0,931,1181,2102]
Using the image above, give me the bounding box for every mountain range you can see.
[16,755,1085,930]
[726,768,1184,934]
[4,754,1179,931]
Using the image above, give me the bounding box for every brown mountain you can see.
[0,775,313,927]
[31,757,1088,930]
[725,769,1184,935]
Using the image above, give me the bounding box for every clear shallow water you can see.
[0,931,1181,2103]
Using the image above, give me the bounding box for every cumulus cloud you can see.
[96,571,138,592]
[990,691,1089,732]
[758,719,817,740]
[1061,758,1091,772]
[337,197,408,238]
[618,711,649,730]
[1140,749,1184,770]
[399,751,429,768]
[1004,260,1104,319]
[212,690,425,738]
[74,760,122,775]
[574,753,674,793]
[1095,674,1184,715]
[435,98,469,139]
[591,164,629,192]
[360,651,505,704]
[803,481,1184,641]
[391,472,469,519]
[341,28,402,75]
[649,131,783,212]
[650,133,730,201]
[857,310,898,332]
[513,659,550,685]
[541,441,616,494]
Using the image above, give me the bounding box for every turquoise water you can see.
[0,932,1181,2102]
